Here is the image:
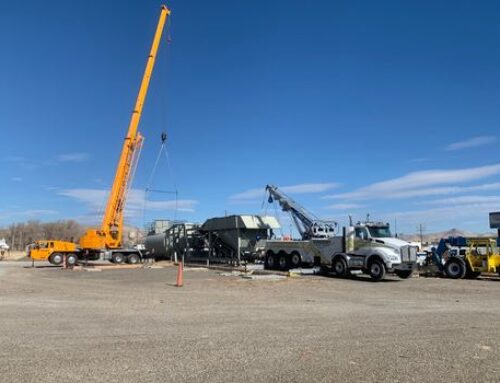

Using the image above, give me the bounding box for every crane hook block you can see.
[268,195,274,204]
[161,132,167,143]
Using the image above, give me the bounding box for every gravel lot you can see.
[0,261,499,382]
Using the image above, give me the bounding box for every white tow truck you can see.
[263,185,417,281]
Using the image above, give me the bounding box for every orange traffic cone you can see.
[176,261,184,287]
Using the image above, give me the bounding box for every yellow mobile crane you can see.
[29,5,171,266]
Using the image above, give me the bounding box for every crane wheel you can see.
[127,253,140,264]
[444,258,466,279]
[49,253,64,266]
[66,253,78,267]
[111,252,125,264]
[368,258,386,281]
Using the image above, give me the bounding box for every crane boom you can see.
[266,184,337,240]
[80,5,170,250]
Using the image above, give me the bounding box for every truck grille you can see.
[401,245,417,262]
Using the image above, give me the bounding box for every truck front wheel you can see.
[395,269,413,279]
[369,258,386,281]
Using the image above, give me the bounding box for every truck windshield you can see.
[368,226,392,238]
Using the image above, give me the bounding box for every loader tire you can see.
[444,258,466,279]
[395,269,413,279]
[463,261,481,279]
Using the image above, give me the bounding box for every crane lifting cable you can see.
[143,132,179,225]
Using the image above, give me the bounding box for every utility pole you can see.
[417,224,426,245]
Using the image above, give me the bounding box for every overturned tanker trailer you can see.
[144,215,280,265]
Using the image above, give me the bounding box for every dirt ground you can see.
[1,261,499,382]
[0,250,25,261]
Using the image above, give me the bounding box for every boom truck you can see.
[264,185,417,281]
[28,5,171,266]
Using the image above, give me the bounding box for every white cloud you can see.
[383,202,500,228]
[58,188,198,216]
[445,136,496,151]
[0,209,58,220]
[323,164,500,201]
[229,183,339,203]
[11,177,23,182]
[229,188,264,202]
[326,203,364,210]
[57,153,89,163]
[420,195,500,206]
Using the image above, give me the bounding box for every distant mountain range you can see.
[400,228,497,244]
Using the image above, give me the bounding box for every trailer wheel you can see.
[394,269,413,279]
[111,252,125,264]
[444,258,466,279]
[49,253,63,266]
[368,258,386,281]
[289,252,301,269]
[265,252,276,270]
[127,253,140,264]
[66,253,78,266]
[278,252,289,271]
[333,257,348,277]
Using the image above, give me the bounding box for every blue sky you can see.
[1,0,500,235]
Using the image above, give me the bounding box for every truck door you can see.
[354,228,371,252]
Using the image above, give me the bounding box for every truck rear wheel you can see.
[111,252,125,264]
[444,258,466,279]
[369,258,386,281]
[127,253,140,264]
[278,251,289,271]
[265,252,276,270]
[333,257,348,277]
[289,252,301,269]
[49,253,63,266]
